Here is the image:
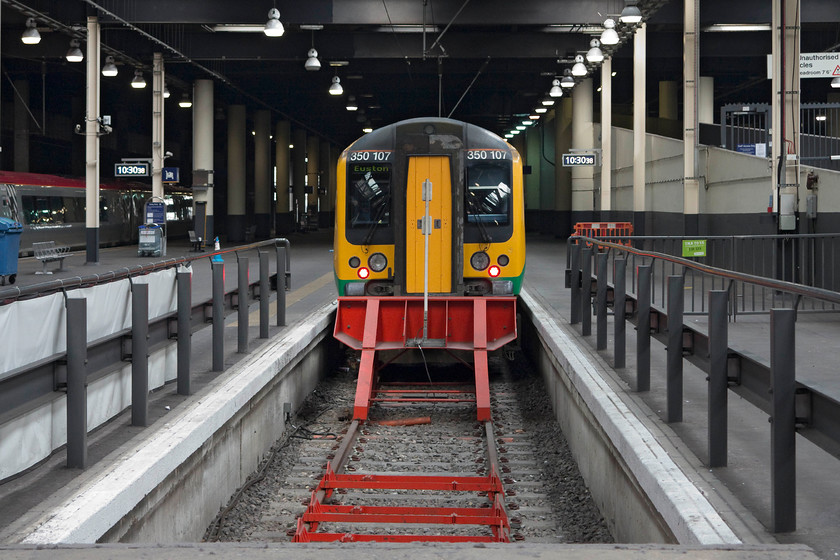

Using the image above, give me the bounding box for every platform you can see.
[0,231,835,559]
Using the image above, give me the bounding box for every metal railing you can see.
[567,236,840,533]
[0,239,290,477]
[567,234,840,316]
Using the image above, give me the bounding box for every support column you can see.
[227,104,247,242]
[600,59,612,217]
[13,79,30,172]
[292,129,307,226]
[683,0,700,236]
[771,0,801,231]
[254,109,271,238]
[275,120,293,233]
[633,23,647,236]
[320,140,332,228]
[193,79,215,241]
[554,98,573,237]
[151,53,165,200]
[306,134,320,223]
[85,16,101,264]
[571,78,594,225]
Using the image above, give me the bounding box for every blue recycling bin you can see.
[0,217,23,285]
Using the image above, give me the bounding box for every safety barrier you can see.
[567,236,840,533]
[572,221,633,246]
[0,239,290,480]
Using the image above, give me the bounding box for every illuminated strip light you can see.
[704,24,771,32]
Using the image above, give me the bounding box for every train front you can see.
[333,118,523,422]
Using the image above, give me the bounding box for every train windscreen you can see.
[348,162,391,229]
[466,162,511,226]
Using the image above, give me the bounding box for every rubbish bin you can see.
[138,223,163,257]
[0,217,23,285]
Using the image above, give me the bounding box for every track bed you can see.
[205,351,613,543]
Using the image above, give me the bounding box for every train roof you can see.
[343,117,514,154]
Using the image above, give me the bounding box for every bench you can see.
[32,241,70,274]
[188,230,204,251]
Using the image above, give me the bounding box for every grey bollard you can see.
[708,290,728,467]
[596,252,608,350]
[212,261,225,371]
[570,243,581,325]
[614,258,626,369]
[238,256,249,353]
[131,282,149,427]
[177,266,192,395]
[636,265,651,392]
[276,245,287,327]
[259,251,270,338]
[666,275,684,423]
[770,308,796,533]
[66,297,87,469]
[581,248,593,336]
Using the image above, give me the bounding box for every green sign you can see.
[682,239,707,257]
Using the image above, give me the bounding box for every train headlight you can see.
[368,252,387,273]
[497,254,510,267]
[349,256,361,268]
[358,267,370,279]
[470,251,490,271]
[488,265,501,278]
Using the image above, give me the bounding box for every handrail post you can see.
[276,244,287,327]
[238,256,249,353]
[666,275,684,423]
[596,251,608,350]
[614,257,626,368]
[131,282,149,427]
[708,290,728,467]
[570,242,581,324]
[581,247,593,336]
[176,266,191,395]
[770,307,796,533]
[259,251,270,338]
[66,297,87,469]
[636,265,651,392]
[212,261,225,371]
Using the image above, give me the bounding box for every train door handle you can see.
[416,219,442,229]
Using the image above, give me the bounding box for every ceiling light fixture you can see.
[305,48,321,71]
[832,76,840,89]
[535,107,548,114]
[516,125,526,130]
[572,54,587,77]
[704,24,772,32]
[102,55,118,77]
[600,18,619,46]
[541,97,556,106]
[346,95,358,111]
[264,8,285,37]
[66,39,84,62]
[619,0,644,25]
[21,18,40,45]
[163,85,171,99]
[329,75,343,95]
[549,78,563,98]
[131,69,147,89]
[363,122,373,133]
[179,93,192,108]
[529,115,540,121]
[561,69,576,88]
[586,39,604,63]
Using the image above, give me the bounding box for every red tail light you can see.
[358,267,370,279]
[488,265,501,277]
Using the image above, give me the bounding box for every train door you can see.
[405,156,452,294]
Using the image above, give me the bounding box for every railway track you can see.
[205,351,612,544]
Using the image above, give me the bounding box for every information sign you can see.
[682,239,707,258]
[162,167,180,183]
[114,162,149,177]
[562,153,597,167]
[145,201,166,225]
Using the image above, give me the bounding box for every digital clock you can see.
[114,163,150,177]
[561,153,597,167]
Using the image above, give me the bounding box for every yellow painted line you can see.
[230,271,334,327]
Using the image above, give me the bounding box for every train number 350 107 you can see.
[348,151,392,162]
[466,150,508,160]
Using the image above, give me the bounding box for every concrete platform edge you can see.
[17,302,337,544]
[519,288,740,546]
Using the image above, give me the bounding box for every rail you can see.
[567,235,840,534]
[0,238,291,482]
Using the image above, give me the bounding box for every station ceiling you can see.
[1,0,839,151]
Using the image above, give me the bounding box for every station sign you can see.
[562,153,597,167]
[145,201,166,224]
[682,239,707,258]
[115,162,150,177]
[162,167,180,183]
[767,52,840,79]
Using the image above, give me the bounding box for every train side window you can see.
[466,162,511,226]
[64,197,85,222]
[22,196,60,224]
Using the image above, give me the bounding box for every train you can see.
[333,117,526,297]
[0,170,194,256]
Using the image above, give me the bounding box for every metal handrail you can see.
[0,238,291,304]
